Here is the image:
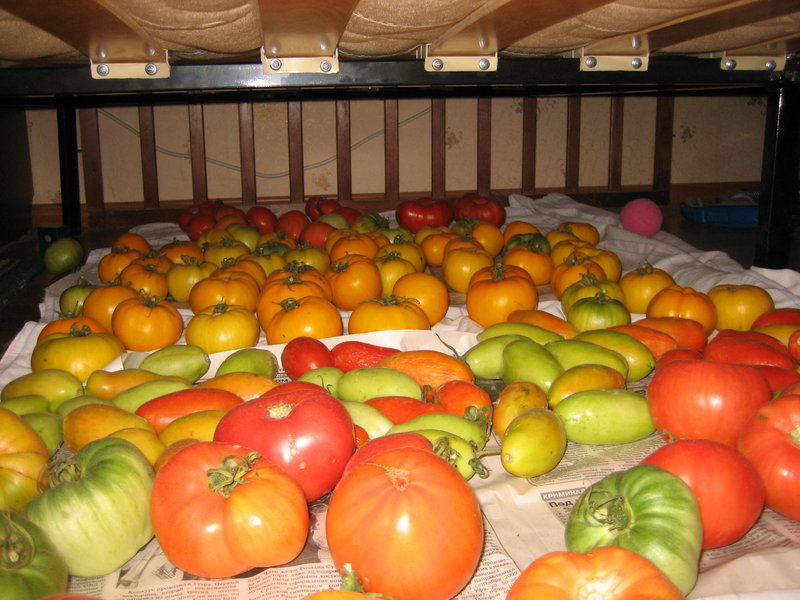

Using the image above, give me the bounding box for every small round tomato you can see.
[281,336,335,380]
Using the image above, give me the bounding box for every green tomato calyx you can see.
[208,452,260,498]
[1,513,34,569]
[585,489,631,532]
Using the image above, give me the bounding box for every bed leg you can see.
[56,102,81,236]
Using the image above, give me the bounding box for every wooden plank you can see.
[238,103,256,205]
[57,104,81,233]
[607,96,624,192]
[188,103,208,204]
[653,96,674,195]
[336,99,352,203]
[431,98,446,200]
[384,99,400,204]
[565,96,581,194]
[521,97,537,196]
[477,97,491,196]
[78,107,104,216]
[287,100,305,203]
[138,105,159,209]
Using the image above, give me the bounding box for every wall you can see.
[24,95,767,211]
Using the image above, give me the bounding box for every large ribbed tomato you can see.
[326,447,483,600]
[645,285,717,335]
[111,295,184,352]
[0,407,49,512]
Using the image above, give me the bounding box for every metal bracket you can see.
[91,51,170,79]
[579,35,649,72]
[261,47,339,74]
[719,52,786,72]
[422,44,497,72]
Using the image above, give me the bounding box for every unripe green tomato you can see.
[501,407,567,477]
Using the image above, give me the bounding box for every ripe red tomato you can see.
[136,388,243,435]
[281,336,335,379]
[453,192,506,227]
[647,359,771,446]
[214,387,355,501]
[342,432,434,476]
[326,447,483,600]
[703,335,796,369]
[331,340,400,372]
[642,439,765,549]
[395,197,453,233]
[299,221,336,247]
[305,195,341,220]
[246,205,278,234]
[738,394,800,521]
[150,441,309,578]
[186,212,216,241]
[276,209,311,240]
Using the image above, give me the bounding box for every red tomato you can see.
[300,221,337,247]
[281,336,335,379]
[642,439,765,549]
[342,432,434,476]
[332,205,361,225]
[751,307,800,328]
[150,441,309,578]
[365,395,448,425]
[395,197,454,234]
[738,394,800,521]
[326,447,483,600]
[186,213,216,241]
[429,379,492,419]
[246,205,278,234]
[634,316,708,352]
[214,387,355,501]
[305,196,341,220]
[647,359,771,446]
[453,192,506,227]
[276,209,311,240]
[135,388,243,434]
[331,340,400,372]
[703,335,796,369]
[654,347,704,370]
[507,546,684,600]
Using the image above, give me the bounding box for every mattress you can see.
[0,0,797,71]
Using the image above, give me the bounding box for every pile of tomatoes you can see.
[3,192,800,600]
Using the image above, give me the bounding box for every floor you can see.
[0,208,797,360]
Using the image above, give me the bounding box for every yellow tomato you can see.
[708,284,775,331]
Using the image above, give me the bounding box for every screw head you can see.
[585,56,597,69]
[145,63,158,76]
[320,60,332,73]
[631,57,643,70]
[431,58,444,71]
[478,58,490,71]
[725,58,737,70]
[269,58,282,71]
[766,60,777,71]
[96,63,110,77]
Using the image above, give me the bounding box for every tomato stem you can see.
[207,452,260,498]
[585,488,630,532]
[47,458,82,487]
[1,513,34,569]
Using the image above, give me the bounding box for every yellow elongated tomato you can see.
[392,271,450,326]
[112,295,185,352]
[31,325,126,382]
[348,295,431,334]
[441,247,494,294]
[186,302,260,354]
[466,263,538,328]
[265,296,343,344]
[646,285,718,335]
[506,546,684,600]
[618,262,676,314]
[708,284,775,331]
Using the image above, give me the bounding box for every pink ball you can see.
[619,198,663,237]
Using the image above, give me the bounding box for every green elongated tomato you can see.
[552,389,655,444]
[24,437,154,577]
[565,464,702,595]
[0,511,69,600]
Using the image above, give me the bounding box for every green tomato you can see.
[58,278,96,317]
[0,511,69,600]
[43,237,84,275]
[566,291,631,332]
[500,407,566,478]
[552,388,655,445]
[24,437,154,577]
[565,464,702,595]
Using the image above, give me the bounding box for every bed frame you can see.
[0,1,798,268]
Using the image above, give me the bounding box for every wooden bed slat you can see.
[653,96,674,196]
[565,96,581,194]
[608,97,624,193]
[288,101,305,203]
[431,98,446,200]
[138,106,159,209]
[521,97,537,196]
[238,103,256,205]
[188,104,208,205]
[477,97,491,196]
[78,107,104,216]
[384,99,400,204]
[336,99,352,203]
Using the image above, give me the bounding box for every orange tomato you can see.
[550,256,607,299]
[188,272,261,314]
[502,246,554,287]
[195,372,279,401]
[420,231,460,267]
[264,296,343,344]
[453,218,504,257]
[111,294,185,352]
[392,271,450,326]
[119,262,169,298]
[430,380,491,419]
[645,285,718,335]
[573,247,622,282]
[81,283,140,331]
[619,262,676,314]
[348,296,431,334]
[441,247,494,294]
[377,349,474,388]
[549,238,595,266]
[112,232,152,254]
[37,315,108,342]
[506,308,578,339]
[492,381,548,437]
[466,263,538,328]
[256,275,331,331]
[97,247,143,283]
[328,231,380,262]
[157,239,205,264]
[555,221,600,245]
[325,255,383,311]
[502,220,541,245]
